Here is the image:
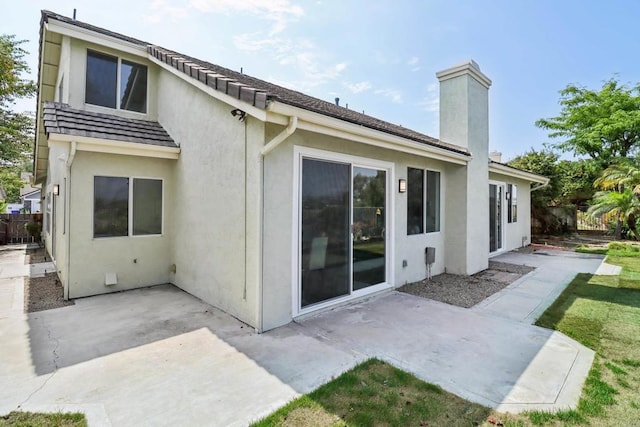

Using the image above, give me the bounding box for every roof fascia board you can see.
[45,20,147,58]
[148,55,268,121]
[48,133,180,159]
[489,162,548,184]
[267,101,470,165]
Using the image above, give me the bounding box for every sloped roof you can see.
[41,10,469,156]
[43,102,177,147]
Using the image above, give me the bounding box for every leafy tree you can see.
[0,168,24,202]
[556,159,600,205]
[588,189,640,240]
[536,79,640,166]
[507,149,560,208]
[0,34,36,206]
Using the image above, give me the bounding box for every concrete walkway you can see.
[0,245,605,425]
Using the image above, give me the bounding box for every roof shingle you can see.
[43,102,177,148]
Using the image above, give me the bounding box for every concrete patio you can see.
[0,245,604,426]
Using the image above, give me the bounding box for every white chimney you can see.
[437,60,492,275]
[489,151,502,162]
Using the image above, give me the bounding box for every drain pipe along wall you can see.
[258,116,298,333]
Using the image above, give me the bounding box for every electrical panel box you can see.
[425,247,436,265]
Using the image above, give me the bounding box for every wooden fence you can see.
[0,213,43,245]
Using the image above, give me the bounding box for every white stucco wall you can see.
[67,151,174,298]
[261,125,452,330]
[156,70,263,328]
[43,142,73,291]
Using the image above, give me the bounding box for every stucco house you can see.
[34,11,548,332]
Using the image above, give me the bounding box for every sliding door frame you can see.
[292,146,395,317]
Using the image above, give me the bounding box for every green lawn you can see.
[0,412,86,427]
[252,358,492,427]
[527,250,640,425]
[253,244,640,426]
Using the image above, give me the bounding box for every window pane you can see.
[407,168,424,235]
[94,177,128,237]
[133,179,162,235]
[511,185,518,222]
[426,170,440,232]
[120,60,148,113]
[86,51,117,108]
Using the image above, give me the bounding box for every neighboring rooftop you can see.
[43,102,176,147]
[41,10,469,156]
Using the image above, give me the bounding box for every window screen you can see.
[426,170,440,232]
[508,184,518,223]
[133,179,162,235]
[94,177,129,237]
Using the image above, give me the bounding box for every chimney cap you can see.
[436,59,492,89]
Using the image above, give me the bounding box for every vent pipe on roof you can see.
[335,97,339,106]
[73,8,77,20]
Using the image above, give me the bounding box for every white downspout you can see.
[64,141,77,300]
[260,116,298,156]
[531,180,549,191]
[257,116,298,333]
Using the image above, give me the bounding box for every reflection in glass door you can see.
[301,159,351,308]
[300,159,387,309]
[352,167,386,290]
[489,184,503,253]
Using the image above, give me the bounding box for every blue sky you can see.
[5,0,640,161]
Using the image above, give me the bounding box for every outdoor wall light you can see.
[53,184,60,196]
[398,179,407,193]
[230,108,247,121]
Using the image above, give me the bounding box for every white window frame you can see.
[406,166,443,236]
[489,180,507,256]
[85,49,148,115]
[92,175,164,239]
[292,146,395,318]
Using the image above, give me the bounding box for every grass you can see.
[252,358,492,427]
[255,245,640,426]
[0,412,86,427]
[524,249,640,425]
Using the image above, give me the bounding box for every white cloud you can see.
[189,0,304,35]
[374,88,403,104]
[234,32,346,92]
[417,83,439,113]
[407,56,419,66]
[146,0,189,23]
[344,81,372,94]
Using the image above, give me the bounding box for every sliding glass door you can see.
[300,158,387,309]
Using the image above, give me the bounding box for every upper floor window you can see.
[86,50,148,113]
[407,168,440,235]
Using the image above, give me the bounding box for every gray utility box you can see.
[425,247,436,265]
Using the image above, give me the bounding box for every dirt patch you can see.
[24,273,74,313]
[24,247,49,265]
[399,261,535,308]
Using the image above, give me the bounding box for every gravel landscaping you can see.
[399,261,535,308]
[24,246,48,265]
[24,273,74,313]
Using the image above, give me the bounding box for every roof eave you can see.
[48,133,181,160]
[44,17,147,58]
[267,101,471,165]
[489,161,549,184]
